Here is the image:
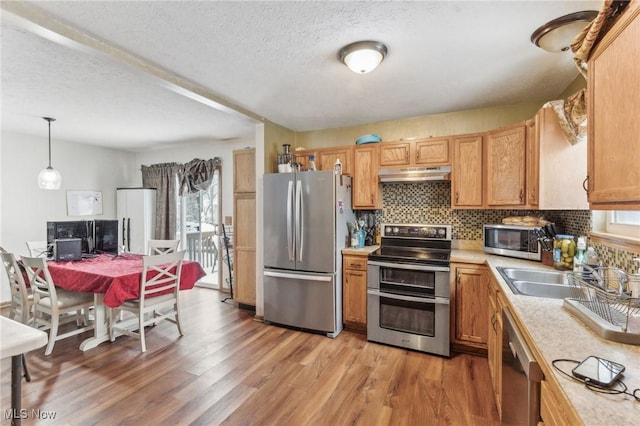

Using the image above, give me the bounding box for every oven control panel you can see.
[382,224,452,240]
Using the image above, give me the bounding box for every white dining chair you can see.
[147,239,180,255]
[110,250,185,352]
[25,241,50,258]
[1,252,34,325]
[1,251,35,381]
[21,256,95,356]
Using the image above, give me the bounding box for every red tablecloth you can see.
[47,253,205,308]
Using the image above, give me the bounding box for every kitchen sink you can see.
[496,267,576,299]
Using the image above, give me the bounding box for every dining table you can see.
[46,252,205,351]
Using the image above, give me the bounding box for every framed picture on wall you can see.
[66,190,103,216]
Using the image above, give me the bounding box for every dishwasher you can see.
[502,308,544,426]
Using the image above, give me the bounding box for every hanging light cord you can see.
[43,117,56,168]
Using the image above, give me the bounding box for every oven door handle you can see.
[367,289,450,305]
[367,260,450,272]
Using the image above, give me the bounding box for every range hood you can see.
[378,165,452,183]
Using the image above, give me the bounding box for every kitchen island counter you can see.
[452,249,640,425]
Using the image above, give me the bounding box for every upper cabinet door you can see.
[379,142,411,166]
[353,145,381,210]
[485,123,526,207]
[234,149,256,193]
[587,4,640,209]
[318,146,353,176]
[415,137,450,165]
[452,134,483,208]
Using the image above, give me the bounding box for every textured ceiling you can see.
[1,1,602,151]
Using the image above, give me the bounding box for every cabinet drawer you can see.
[343,256,367,271]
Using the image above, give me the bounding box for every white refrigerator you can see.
[116,188,156,254]
[263,171,354,337]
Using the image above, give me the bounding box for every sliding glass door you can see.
[177,168,222,288]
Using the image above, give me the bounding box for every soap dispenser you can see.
[573,237,587,273]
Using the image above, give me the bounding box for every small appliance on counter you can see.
[53,238,82,261]
[483,224,543,261]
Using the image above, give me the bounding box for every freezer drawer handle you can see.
[264,271,332,282]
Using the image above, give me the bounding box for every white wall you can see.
[0,130,135,302]
[130,136,256,225]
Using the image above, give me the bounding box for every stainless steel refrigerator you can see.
[263,170,354,337]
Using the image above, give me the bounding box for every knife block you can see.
[541,250,554,267]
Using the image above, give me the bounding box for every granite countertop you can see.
[452,249,640,425]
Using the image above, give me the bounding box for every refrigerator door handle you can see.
[127,218,131,252]
[121,218,126,248]
[295,179,303,262]
[287,180,294,261]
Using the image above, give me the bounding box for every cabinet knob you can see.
[519,189,524,202]
[455,192,459,203]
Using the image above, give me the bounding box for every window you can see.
[591,210,640,251]
[605,211,640,238]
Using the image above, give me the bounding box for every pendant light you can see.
[38,117,62,190]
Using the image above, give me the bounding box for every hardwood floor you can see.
[1,288,499,425]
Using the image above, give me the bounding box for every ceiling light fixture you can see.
[339,40,388,74]
[38,117,62,190]
[531,10,598,52]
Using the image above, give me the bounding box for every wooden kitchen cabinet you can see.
[293,149,316,171]
[451,133,483,208]
[343,254,368,332]
[450,263,488,354]
[484,122,526,207]
[587,3,640,209]
[318,146,353,176]
[540,380,581,426]
[380,137,450,167]
[233,148,256,193]
[526,107,588,209]
[525,117,539,206]
[379,141,411,166]
[233,149,256,308]
[353,145,381,209]
[487,275,504,416]
[415,137,450,165]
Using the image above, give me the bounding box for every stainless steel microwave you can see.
[482,224,541,261]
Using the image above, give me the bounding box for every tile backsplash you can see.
[363,181,640,273]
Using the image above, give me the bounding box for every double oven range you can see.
[367,224,452,357]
